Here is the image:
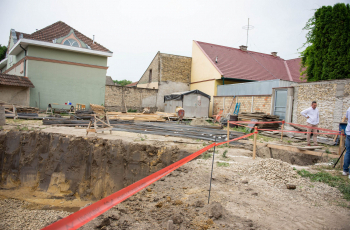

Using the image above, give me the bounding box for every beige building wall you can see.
[190,41,222,116]
[0,86,30,106]
[138,52,160,89]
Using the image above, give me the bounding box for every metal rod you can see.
[208,136,217,204]
[246,18,249,46]
[333,147,346,168]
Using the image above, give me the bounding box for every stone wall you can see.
[160,53,191,83]
[213,95,272,116]
[292,79,350,131]
[105,85,158,112]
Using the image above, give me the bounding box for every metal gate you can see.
[273,89,287,120]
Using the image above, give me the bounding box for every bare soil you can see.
[0,121,349,229]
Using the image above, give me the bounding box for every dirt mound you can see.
[190,118,210,126]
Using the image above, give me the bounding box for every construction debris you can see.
[238,112,280,129]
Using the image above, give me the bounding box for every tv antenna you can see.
[242,18,254,46]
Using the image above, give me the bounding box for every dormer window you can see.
[63,39,80,47]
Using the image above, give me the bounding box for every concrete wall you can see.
[156,81,190,111]
[0,86,30,106]
[213,95,272,116]
[105,85,158,112]
[292,79,350,131]
[28,46,108,66]
[5,61,25,76]
[138,52,160,89]
[27,60,107,109]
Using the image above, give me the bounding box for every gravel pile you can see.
[244,158,301,187]
[0,199,71,230]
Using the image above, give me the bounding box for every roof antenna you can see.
[242,18,254,46]
[215,56,218,63]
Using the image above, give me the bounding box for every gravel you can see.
[0,199,71,230]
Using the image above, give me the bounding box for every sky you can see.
[0,0,347,82]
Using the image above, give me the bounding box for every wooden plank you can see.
[297,146,323,150]
[256,143,339,158]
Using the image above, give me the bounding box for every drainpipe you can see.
[19,45,27,76]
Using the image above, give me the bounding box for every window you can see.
[149,69,152,83]
[63,39,80,47]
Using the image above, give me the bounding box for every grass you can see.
[297,169,350,201]
[201,152,212,160]
[17,126,29,131]
[222,150,228,158]
[216,162,229,167]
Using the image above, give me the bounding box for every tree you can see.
[300,3,350,81]
[113,79,133,86]
[0,45,7,62]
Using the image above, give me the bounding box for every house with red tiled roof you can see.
[0,21,112,109]
[190,41,303,115]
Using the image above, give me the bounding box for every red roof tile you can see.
[195,41,303,82]
[285,58,306,82]
[0,73,34,88]
[126,81,138,87]
[15,21,111,53]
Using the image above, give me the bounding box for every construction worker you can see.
[300,101,320,146]
[342,106,350,178]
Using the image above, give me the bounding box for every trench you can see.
[0,130,190,201]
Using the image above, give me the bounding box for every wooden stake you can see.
[281,120,284,142]
[339,130,345,167]
[227,121,230,141]
[253,126,258,159]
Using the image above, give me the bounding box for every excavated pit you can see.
[0,131,191,200]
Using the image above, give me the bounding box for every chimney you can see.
[239,45,248,51]
[93,35,95,44]
[215,56,218,63]
[271,52,277,57]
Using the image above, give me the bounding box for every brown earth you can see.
[0,122,349,229]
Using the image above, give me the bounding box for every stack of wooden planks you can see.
[106,112,176,122]
[5,105,39,114]
[239,112,280,129]
[90,104,106,117]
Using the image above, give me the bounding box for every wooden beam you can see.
[254,142,339,158]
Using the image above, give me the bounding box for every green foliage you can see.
[114,79,133,86]
[127,109,138,113]
[222,150,228,158]
[297,169,350,200]
[301,3,350,81]
[201,152,212,160]
[216,162,229,167]
[0,45,7,61]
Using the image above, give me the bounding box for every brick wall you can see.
[160,53,191,83]
[213,95,272,116]
[105,85,158,112]
[292,79,350,131]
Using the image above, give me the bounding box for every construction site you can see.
[1,8,350,229]
[0,99,349,230]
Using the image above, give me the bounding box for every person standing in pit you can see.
[342,106,350,178]
[300,101,320,146]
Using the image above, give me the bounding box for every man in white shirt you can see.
[342,107,350,178]
[301,101,320,146]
